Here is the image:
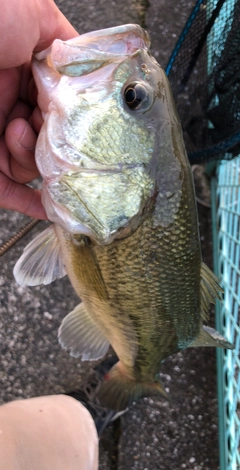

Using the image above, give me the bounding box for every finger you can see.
[28,77,38,108]
[30,106,43,134]
[6,101,32,127]
[5,119,40,182]
[35,0,79,52]
[0,0,78,68]
[0,68,20,128]
[19,62,32,103]
[0,109,5,136]
[0,171,47,219]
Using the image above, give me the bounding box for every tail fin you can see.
[97,361,169,411]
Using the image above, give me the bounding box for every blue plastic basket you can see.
[211,158,240,470]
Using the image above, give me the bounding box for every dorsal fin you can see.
[13,225,66,286]
[200,262,223,321]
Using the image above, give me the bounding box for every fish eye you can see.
[124,83,150,110]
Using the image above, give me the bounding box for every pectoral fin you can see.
[200,262,223,321]
[189,325,234,350]
[58,302,110,360]
[13,225,66,286]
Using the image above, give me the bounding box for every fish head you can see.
[32,24,186,244]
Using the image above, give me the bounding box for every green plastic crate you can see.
[211,157,240,470]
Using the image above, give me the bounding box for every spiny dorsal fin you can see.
[189,325,234,350]
[13,225,66,286]
[200,262,223,321]
[58,302,110,360]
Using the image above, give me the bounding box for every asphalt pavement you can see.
[0,1,220,469]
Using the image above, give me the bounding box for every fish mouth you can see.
[35,24,150,76]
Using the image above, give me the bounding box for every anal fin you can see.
[189,325,234,350]
[58,302,110,360]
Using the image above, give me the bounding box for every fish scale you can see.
[90,180,201,370]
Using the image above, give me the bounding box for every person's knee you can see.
[0,394,98,469]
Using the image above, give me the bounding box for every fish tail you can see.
[97,361,169,411]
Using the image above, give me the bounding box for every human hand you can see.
[0,0,78,219]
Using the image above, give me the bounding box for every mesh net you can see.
[212,158,240,470]
[167,2,240,468]
[166,0,240,164]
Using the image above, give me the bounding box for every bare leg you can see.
[0,394,98,469]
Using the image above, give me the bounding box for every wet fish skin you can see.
[51,32,201,384]
[13,24,233,411]
[55,166,201,410]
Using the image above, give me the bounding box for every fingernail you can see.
[18,122,36,151]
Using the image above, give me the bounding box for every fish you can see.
[13,24,233,411]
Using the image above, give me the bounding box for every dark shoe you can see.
[66,356,127,435]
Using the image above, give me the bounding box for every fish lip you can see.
[34,24,150,63]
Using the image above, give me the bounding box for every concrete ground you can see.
[0,1,220,469]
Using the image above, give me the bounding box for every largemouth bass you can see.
[14,24,233,411]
